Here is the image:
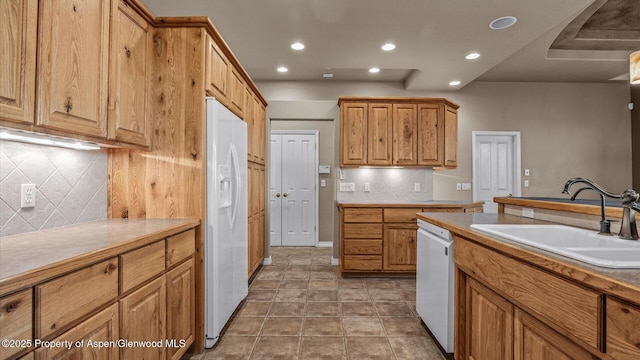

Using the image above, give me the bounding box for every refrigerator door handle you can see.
[229,143,241,227]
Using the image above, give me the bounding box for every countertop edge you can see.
[417,212,640,305]
[337,201,484,208]
[0,218,200,296]
[494,196,624,217]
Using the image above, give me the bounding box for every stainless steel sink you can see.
[470,224,640,269]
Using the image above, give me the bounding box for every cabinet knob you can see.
[64,98,73,113]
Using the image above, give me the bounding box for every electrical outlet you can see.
[21,184,36,208]
[524,180,529,188]
[364,182,370,192]
[522,208,535,218]
[339,170,345,180]
[414,183,421,192]
[456,183,462,190]
[339,182,355,192]
[524,169,530,176]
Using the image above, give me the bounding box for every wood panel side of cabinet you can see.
[108,0,151,146]
[367,103,393,165]
[0,0,37,125]
[392,104,418,165]
[417,103,443,166]
[340,102,367,165]
[36,0,111,138]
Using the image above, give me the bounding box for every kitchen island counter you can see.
[416,212,640,304]
[337,200,483,210]
[0,218,199,296]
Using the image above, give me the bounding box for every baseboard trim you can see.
[331,257,339,266]
[317,241,333,248]
[261,256,272,265]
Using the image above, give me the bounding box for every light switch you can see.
[339,183,355,192]
[461,183,472,191]
[414,183,421,192]
[456,183,462,191]
[321,179,326,187]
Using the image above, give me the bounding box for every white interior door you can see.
[269,135,283,246]
[270,132,318,246]
[472,132,521,213]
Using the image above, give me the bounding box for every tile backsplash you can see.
[0,140,108,236]
[336,168,433,201]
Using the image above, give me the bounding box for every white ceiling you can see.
[141,0,635,91]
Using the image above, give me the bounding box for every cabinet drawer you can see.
[455,236,601,350]
[121,240,165,294]
[36,258,118,339]
[0,289,33,359]
[384,208,422,222]
[343,208,382,223]
[343,223,383,239]
[166,229,195,267]
[343,255,382,271]
[343,239,382,255]
[607,297,640,359]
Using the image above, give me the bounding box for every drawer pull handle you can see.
[3,300,20,313]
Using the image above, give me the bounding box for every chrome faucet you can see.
[562,177,639,240]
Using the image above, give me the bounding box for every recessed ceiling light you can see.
[323,73,334,78]
[277,66,288,73]
[290,42,305,50]
[465,52,481,60]
[369,67,380,73]
[381,43,396,51]
[449,80,461,86]
[489,16,517,30]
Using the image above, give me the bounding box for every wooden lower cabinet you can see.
[166,259,195,360]
[383,224,417,271]
[606,297,640,359]
[119,276,166,360]
[0,289,32,360]
[464,277,514,360]
[514,309,593,360]
[34,304,119,360]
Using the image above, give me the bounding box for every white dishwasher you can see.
[416,219,454,354]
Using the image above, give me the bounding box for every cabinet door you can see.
[340,102,367,165]
[367,103,393,165]
[245,87,254,160]
[514,308,593,360]
[0,0,37,124]
[417,104,443,166]
[108,0,150,146]
[383,224,418,271]
[205,36,229,106]
[166,259,194,360]
[607,297,640,360]
[392,104,418,165]
[228,66,245,118]
[443,106,458,168]
[36,0,110,138]
[465,277,513,360]
[256,101,266,164]
[120,276,166,360]
[0,289,32,360]
[34,304,119,360]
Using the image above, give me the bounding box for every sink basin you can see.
[470,224,640,269]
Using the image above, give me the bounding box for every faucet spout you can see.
[562,177,621,199]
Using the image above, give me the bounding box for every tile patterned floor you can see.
[185,247,446,360]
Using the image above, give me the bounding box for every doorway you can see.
[472,131,522,213]
[270,131,319,246]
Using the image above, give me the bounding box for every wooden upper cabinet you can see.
[341,102,367,165]
[108,0,150,147]
[0,0,37,125]
[36,0,111,138]
[418,104,443,166]
[443,105,458,168]
[228,66,245,118]
[367,104,392,165]
[245,87,254,159]
[254,98,266,164]
[205,35,229,106]
[392,104,417,165]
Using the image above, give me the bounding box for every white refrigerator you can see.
[205,97,248,348]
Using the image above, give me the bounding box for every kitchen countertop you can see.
[337,200,484,208]
[0,218,200,296]
[416,212,640,304]
[495,196,624,217]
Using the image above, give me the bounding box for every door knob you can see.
[275,193,281,198]
[283,193,288,197]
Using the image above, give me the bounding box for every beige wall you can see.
[270,119,336,245]
[258,81,633,256]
